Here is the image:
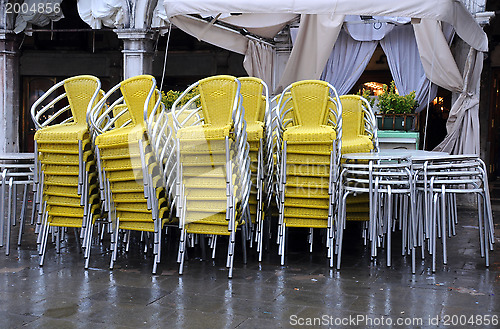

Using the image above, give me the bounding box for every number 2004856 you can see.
[5,2,61,14]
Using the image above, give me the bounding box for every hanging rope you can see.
[160,22,173,94]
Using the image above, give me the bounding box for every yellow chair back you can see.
[120,75,156,126]
[340,95,365,140]
[112,104,131,128]
[279,92,294,124]
[290,80,330,127]
[239,77,264,123]
[63,75,100,125]
[198,75,238,127]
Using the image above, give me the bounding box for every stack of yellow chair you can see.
[276,80,342,266]
[90,75,174,274]
[239,77,270,261]
[336,95,378,250]
[31,75,102,268]
[173,75,251,278]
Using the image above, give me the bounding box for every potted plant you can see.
[161,88,200,111]
[376,81,418,131]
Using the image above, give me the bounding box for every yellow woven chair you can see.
[90,75,173,274]
[337,94,377,234]
[239,77,270,261]
[172,75,251,278]
[339,95,378,154]
[275,80,342,266]
[31,75,102,268]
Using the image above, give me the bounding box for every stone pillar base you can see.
[0,31,20,153]
[115,29,156,80]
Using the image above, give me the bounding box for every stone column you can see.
[0,31,20,153]
[115,29,156,80]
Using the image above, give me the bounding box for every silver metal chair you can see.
[274,80,342,266]
[0,160,34,255]
[171,75,251,278]
[338,155,416,271]
[89,75,172,274]
[414,155,493,272]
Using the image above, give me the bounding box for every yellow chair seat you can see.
[182,166,226,178]
[284,125,335,143]
[48,216,86,228]
[186,188,226,199]
[179,139,227,153]
[346,212,370,221]
[285,206,328,219]
[285,197,329,209]
[284,217,328,229]
[34,123,88,143]
[180,153,227,166]
[246,122,264,141]
[341,135,374,154]
[106,169,143,182]
[284,186,330,199]
[185,211,228,224]
[185,223,232,236]
[286,164,330,177]
[285,153,331,165]
[183,176,227,189]
[95,125,145,149]
[186,199,227,211]
[285,175,331,189]
[177,124,232,141]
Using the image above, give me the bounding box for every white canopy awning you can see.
[163,0,487,52]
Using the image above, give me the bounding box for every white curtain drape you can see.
[14,0,64,33]
[77,0,127,29]
[432,49,483,155]
[277,14,345,92]
[320,29,377,95]
[414,19,483,154]
[243,40,275,88]
[380,24,436,113]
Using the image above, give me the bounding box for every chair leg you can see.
[432,193,438,273]
[18,182,29,246]
[5,178,13,256]
[309,228,313,253]
[211,235,218,259]
[39,219,50,267]
[178,229,186,275]
[110,218,120,270]
[336,192,349,270]
[440,186,447,265]
[84,213,93,269]
[477,193,485,258]
[480,193,490,267]
[228,224,237,278]
[386,187,392,267]
[241,226,247,264]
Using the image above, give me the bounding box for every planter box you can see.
[376,113,418,131]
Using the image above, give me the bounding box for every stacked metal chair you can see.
[275,80,342,266]
[31,75,102,267]
[172,75,251,278]
[337,95,378,237]
[333,94,379,268]
[337,156,416,271]
[89,75,175,274]
[239,77,271,261]
[413,155,494,272]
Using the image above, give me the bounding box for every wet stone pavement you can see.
[1,190,499,328]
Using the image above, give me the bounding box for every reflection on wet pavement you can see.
[1,191,499,328]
